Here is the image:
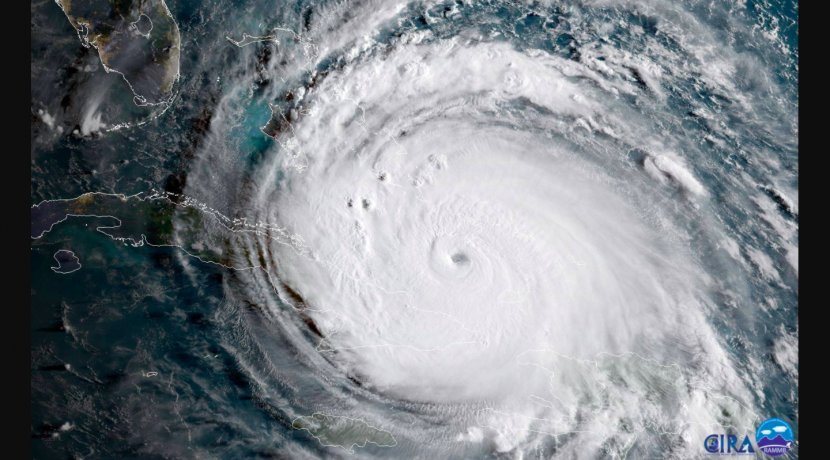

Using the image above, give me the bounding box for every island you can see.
[51,250,82,274]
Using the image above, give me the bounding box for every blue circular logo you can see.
[755,418,794,456]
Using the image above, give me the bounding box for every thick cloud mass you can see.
[173,0,796,456]
[242,40,757,454]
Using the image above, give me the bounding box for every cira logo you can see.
[755,418,794,456]
[703,434,755,455]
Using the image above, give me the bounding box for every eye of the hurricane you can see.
[428,234,482,282]
[450,252,469,265]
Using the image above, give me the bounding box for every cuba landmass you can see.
[292,413,397,453]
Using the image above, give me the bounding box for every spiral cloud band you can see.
[235,41,749,457]
[263,41,715,392]
[172,0,796,457]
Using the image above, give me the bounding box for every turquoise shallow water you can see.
[32,0,797,457]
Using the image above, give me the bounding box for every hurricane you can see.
[31,0,798,458]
